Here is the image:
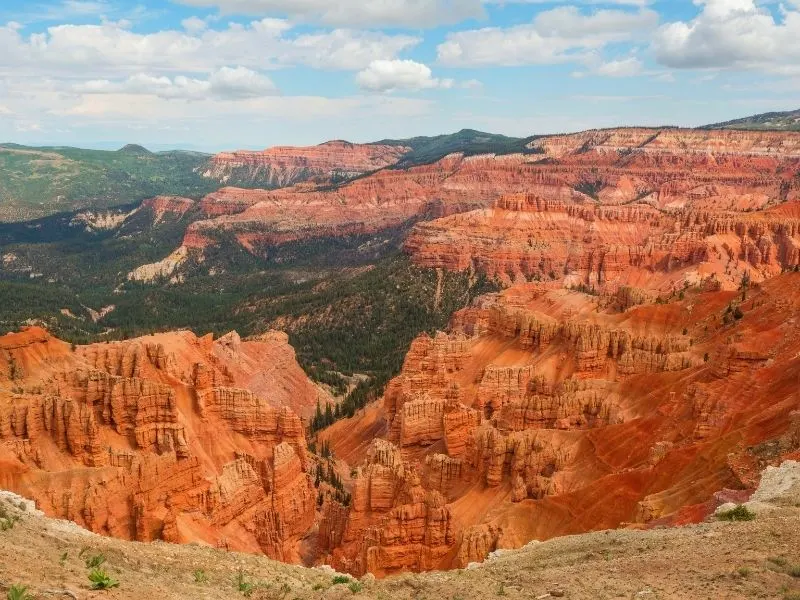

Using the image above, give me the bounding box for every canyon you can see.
[1,125,800,581]
[314,271,800,575]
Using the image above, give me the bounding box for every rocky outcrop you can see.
[319,439,457,576]
[406,191,800,293]
[399,128,800,293]
[0,326,323,562]
[127,245,192,283]
[320,272,800,575]
[138,196,195,224]
[202,141,409,187]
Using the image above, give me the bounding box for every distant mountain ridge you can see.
[702,108,800,131]
[4,111,800,221]
[0,143,216,221]
[374,128,537,167]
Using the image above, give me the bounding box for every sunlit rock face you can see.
[0,327,326,563]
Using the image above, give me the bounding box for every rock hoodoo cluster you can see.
[316,273,800,574]
[0,327,328,562]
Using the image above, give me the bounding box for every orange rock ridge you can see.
[0,327,330,562]
[318,273,800,575]
[167,128,800,265]
[202,140,409,187]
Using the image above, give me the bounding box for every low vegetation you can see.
[0,144,218,221]
[5,585,34,600]
[88,567,120,590]
[377,129,538,168]
[193,569,208,584]
[716,505,756,522]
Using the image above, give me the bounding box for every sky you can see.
[0,0,799,151]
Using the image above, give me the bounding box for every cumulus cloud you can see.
[174,0,483,28]
[436,6,658,66]
[356,60,454,92]
[653,0,800,74]
[0,19,419,75]
[181,16,208,33]
[75,67,278,100]
[54,90,432,122]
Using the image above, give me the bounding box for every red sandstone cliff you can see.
[318,273,800,575]
[406,192,800,294]
[0,327,330,562]
[128,128,800,280]
[201,141,409,188]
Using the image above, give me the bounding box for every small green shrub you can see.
[193,569,208,584]
[769,556,789,568]
[497,582,507,595]
[0,515,19,531]
[88,567,120,590]
[6,585,34,600]
[348,581,363,594]
[716,505,755,521]
[332,575,351,585]
[85,553,106,568]
[235,570,254,597]
[59,551,69,566]
[789,565,800,578]
[737,567,751,577]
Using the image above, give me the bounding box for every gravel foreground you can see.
[1,476,799,600]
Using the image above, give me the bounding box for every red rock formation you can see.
[0,327,328,562]
[130,129,800,280]
[202,140,409,187]
[320,272,800,574]
[137,196,195,224]
[407,191,800,293]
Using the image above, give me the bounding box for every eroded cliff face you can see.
[0,327,328,562]
[202,141,409,187]
[183,152,548,255]
[318,273,800,575]
[407,192,800,294]
[131,128,800,282]
[403,129,800,293]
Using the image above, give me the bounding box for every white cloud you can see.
[437,7,658,66]
[75,67,278,100]
[53,91,432,122]
[356,60,454,92]
[0,19,419,76]
[181,16,208,33]
[653,0,800,74]
[174,0,484,28]
[594,56,644,77]
[0,104,13,115]
[486,0,651,5]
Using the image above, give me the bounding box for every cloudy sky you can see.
[0,0,798,151]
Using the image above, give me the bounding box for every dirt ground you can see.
[1,490,799,600]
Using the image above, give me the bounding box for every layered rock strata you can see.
[0,327,327,562]
[319,272,800,574]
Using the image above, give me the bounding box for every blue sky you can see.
[0,0,798,151]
